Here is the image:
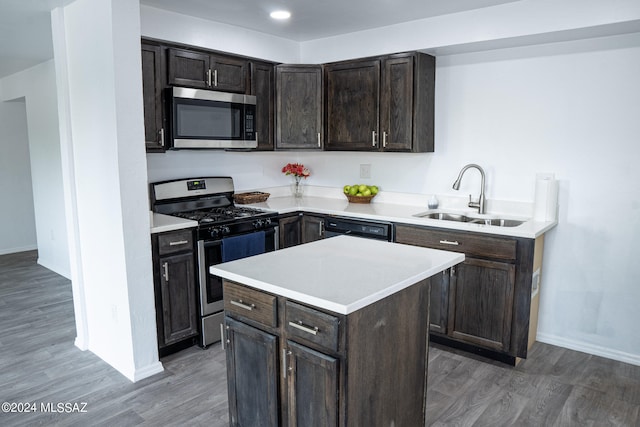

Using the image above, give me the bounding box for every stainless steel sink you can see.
[412,211,525,227]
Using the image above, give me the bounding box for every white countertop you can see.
[210,235,464,315]
[150,212,197,234]
[241,192,557,239]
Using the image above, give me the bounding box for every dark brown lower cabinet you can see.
[152,229,199,355]
[278,213,325,248]
[428,269,450,334]
[286,341,339,427]
[225,317,279,427]
[450,258,516,352]
[223,277,430,426]
[396,224,542,364]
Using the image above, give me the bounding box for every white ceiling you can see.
[139,0,520,42]
[0,0,519,80]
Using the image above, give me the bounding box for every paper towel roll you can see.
[534,174,558,221]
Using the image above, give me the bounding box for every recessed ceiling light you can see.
[270,10,291,20]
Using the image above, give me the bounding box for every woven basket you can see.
[346,194,376,204]
[234,192,270,204]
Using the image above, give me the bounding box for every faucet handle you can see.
[468,194,480,209]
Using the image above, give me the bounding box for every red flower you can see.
[282,163,310,178]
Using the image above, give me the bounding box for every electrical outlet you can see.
[360,164,371,179]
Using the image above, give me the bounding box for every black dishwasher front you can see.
[324,216,394,241]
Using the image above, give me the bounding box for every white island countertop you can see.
[210,235,464,315]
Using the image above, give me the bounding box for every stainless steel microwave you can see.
[167,87,257,149]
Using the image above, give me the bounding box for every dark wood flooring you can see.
[1,250,638,426]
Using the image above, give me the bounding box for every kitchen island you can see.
[211,235,464,427]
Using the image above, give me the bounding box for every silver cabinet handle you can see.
[207,69,212,87]
[159,128,165,147]
[372,130,377,146]
[214,69,218,87]
[289,320,319,335]
[255,132,258,144]
[317,132,321,147]
[169,240,189,246]
[383,131,387,147]
[230,299,256,311]
[162,262,169,282]
[439,240,460,246]
[282,348,292,378]
[220,323,225,350]
[319,221,324,236]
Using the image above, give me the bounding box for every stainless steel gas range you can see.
[150,177,278,347]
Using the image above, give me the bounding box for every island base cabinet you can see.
[222,277,431,427]
[285,341,339,427]
[225,317,279,427]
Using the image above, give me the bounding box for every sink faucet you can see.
[452,164,486,214]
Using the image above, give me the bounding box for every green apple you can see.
[370,185,379,195]
[358,184,367,193]
[348,187,358,196]
[343,185,351,194]
[356,192,363,196]
[362,188,372,197]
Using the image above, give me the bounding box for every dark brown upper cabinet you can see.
[325,52,435,153]
[251,61,276,150]
[167,48,248,93]
[276,65,323,150]
[325,59,380,151]
[141,41,166,152]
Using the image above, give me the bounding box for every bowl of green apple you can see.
[343,184,379,203]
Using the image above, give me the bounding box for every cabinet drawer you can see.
[224,281,277,328]
[396,225,517,261]
[158,230,194,256]
[285,301,340,352]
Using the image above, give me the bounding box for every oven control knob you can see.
[221,226,230,235]
[210,228,221,238]
[253,219,264,228]
[265,218,272,225]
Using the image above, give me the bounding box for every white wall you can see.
[143,5,640,365]
[0,99,37,254]
[300,0,640,62]
[54,0,161,381]
[0,61,70,277]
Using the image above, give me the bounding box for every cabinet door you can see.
[429,268,451,334]
[301,215,325,244]
[380,55,414,152]
[325,59,380,151]
[279,215,302,248]
[141,43,165,152]
[225,317,279,427]
[448,258,516,352]
[167,48,210,88]
[211,54,248,93]
[159,252,198,346]
[276,65,323,150]
[251,61,275,150]
[285,341,339,427]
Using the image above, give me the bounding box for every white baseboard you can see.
[130,361,164,382]
[0,244,37,255]
[37,256,71,279]
[537,332,640,367]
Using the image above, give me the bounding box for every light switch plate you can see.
[360,164,371,179]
